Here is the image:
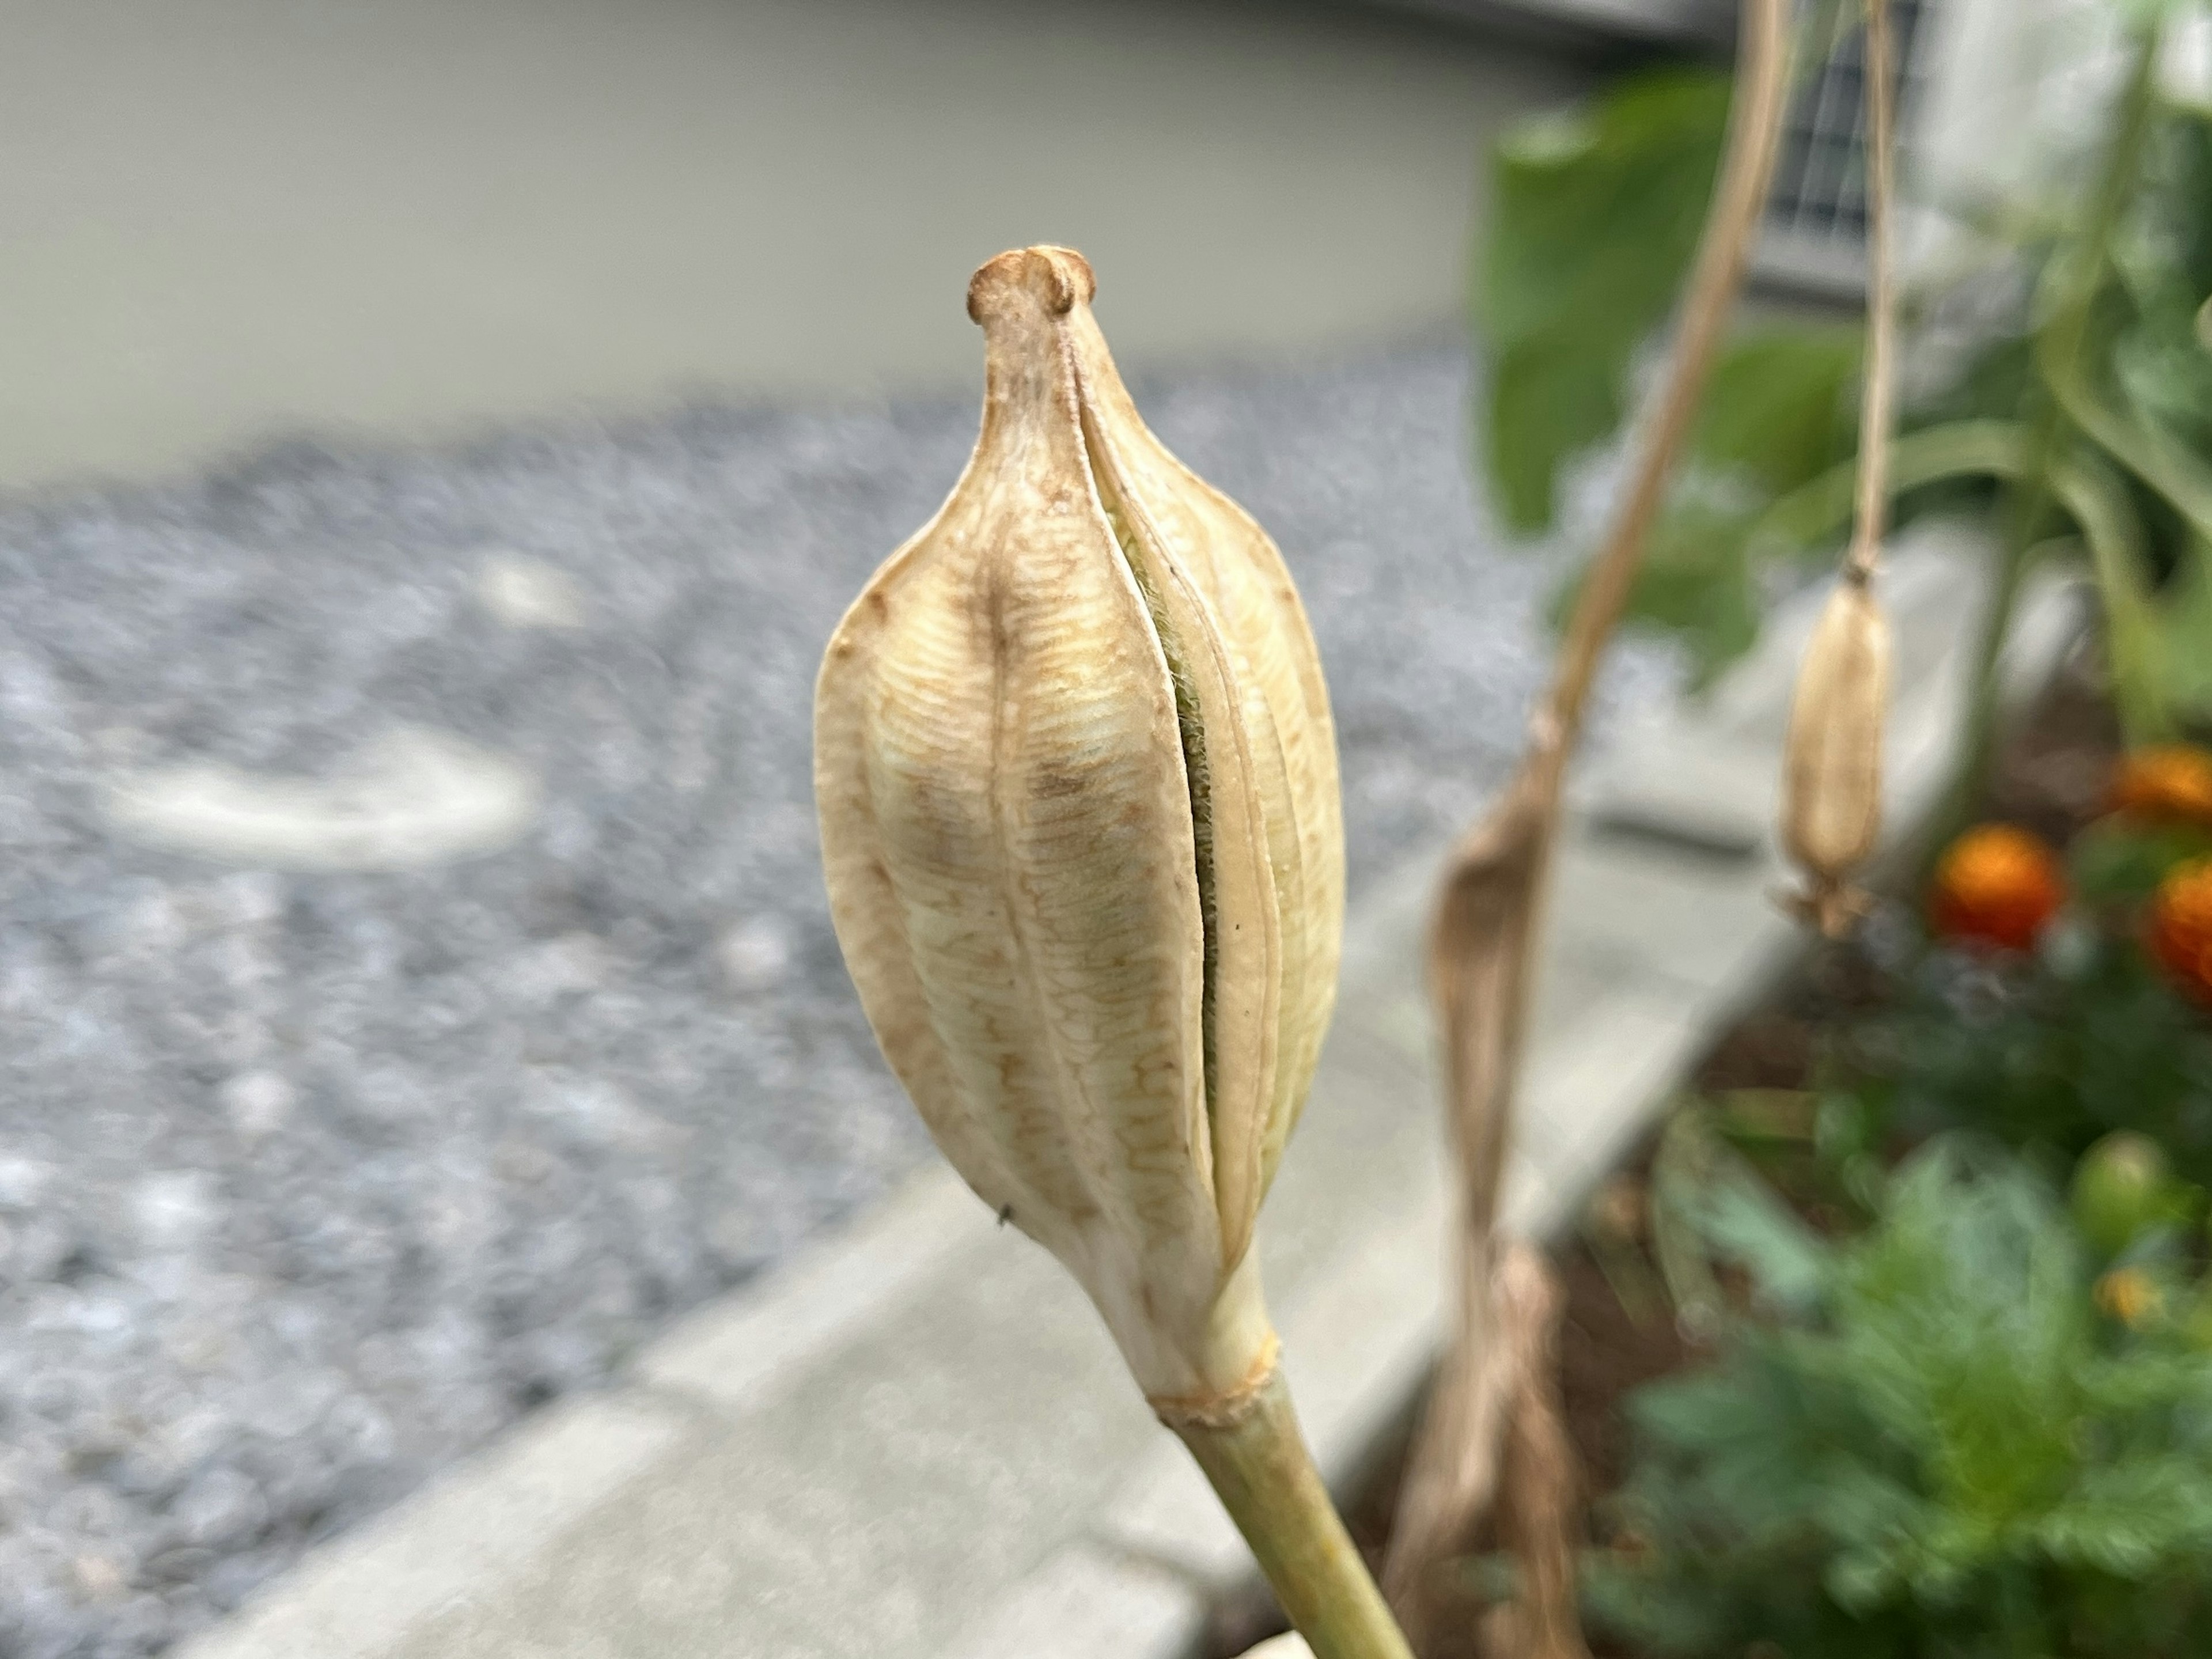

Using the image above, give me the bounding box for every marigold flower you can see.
[2149,857,2212,1007]
[2111,744,2212,828]
[1927,824,2065,952]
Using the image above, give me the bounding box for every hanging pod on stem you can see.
[1780,570,1893,936]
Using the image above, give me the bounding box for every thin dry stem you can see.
[1845,0,1899,587]
[1383,0,1792,1643]
[1483,1248,1587,1659]
[1544,0,1795,743]
[1782,0,1901,932]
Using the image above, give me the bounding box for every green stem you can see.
[1945,25,2163,823]
[1939,525,2035,841]
[1754,416,2167,749]
[1174,1373,1415,1659]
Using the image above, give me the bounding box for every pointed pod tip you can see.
[966,246,1096,325]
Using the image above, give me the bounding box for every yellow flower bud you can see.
[813,247,1343,1406]
[1779,575,1891,937]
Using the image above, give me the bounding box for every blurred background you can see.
[0,1,2131,1656]
[0,0,1652,491]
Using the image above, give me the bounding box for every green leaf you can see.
[2146,536,2212,728]
[2036,1457,2212,1574]
[2058,443,2175,743]
[1605,1140,2212,1654]
[1699,1166,1831,1315]
[1694,328,1863,497]
[2172,105,2212,291]
[2109,0,2210,32]
[1650,1108,1731,1334]
[1650,1104,1831,1317]
[2071,815,2212,903]
[1554,495,1763,685]
[1747,419,2031,558]
[1488,343,1626,537]
[2113,315,2212,459]
[1479,69,1732,533]
[2038,293,2212,549]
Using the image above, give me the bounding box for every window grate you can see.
[1761,0,1936,288]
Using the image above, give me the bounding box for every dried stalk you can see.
[1847,0,1899,588]
[1479,1246,1584,1659]
[1381,0,1792,1645]
[1779,0,1900,934]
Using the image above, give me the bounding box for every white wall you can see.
[0,0,1586,493]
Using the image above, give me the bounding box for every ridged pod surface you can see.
[813,247,1343,1402]
[1780,576,1891,935]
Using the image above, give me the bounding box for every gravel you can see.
[0,336,1676,1656]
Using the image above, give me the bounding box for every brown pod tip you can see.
[965,245,1097,324]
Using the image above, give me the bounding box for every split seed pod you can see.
[813,247,1343,1410]
[1780,574,1891,936]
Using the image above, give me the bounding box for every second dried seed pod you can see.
[1780,573,1891,936]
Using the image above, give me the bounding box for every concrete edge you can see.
[633,1161,982,1410]
[184,1393,691,1659]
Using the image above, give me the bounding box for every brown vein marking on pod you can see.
[813,247,1343,1402]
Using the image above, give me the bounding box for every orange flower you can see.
[2149,857,2212,1006]
[1927,825,2066,952]
[2111,745,2212,828]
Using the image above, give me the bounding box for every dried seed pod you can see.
[813,247,1343,1407]
[1779,575,1891,936]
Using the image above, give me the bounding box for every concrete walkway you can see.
[175,527,2083,1659]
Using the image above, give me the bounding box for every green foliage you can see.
[1588,1143,2212,1658]
[1479,69,1730,535]
[2073,1131,2197,1261]
[2073,815,2212,905]
[2095,100,2212,728]
[2114,0,2212,37]
[1845,931,2212,1190]
[1694,326,1864,495]
[2149,541,2212,722]
[1550,494,1762,687]
[1648,1102,1837,1351]
[1580,328,1865,682]
[1476,36,2212,717]
[1539,328,1864,684]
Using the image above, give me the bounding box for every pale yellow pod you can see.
[1062,298,1344,1260]
[813,247,1343,1403]
[1779,576,1891,931]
